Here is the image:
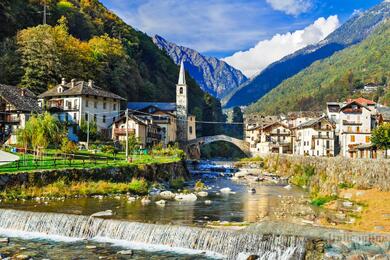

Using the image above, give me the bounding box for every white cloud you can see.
[223,15,340,78]
[266,0,312,15]
[109,0,270,53]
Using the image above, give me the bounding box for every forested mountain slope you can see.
[0,0,224,136]
[246,21,390,115]
[224,1,390,108]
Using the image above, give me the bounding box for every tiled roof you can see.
[0,84,41,113]
[346,97,376,106]
[38,81,125,101]
[296,117,332,129]
[327,102,342,113]
[287,111,323,119]
[127,102,176,112]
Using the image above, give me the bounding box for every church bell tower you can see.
[176,60,188,142]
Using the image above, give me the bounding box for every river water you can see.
[0,160,312,259]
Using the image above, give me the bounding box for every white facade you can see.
[294,118,335,157]
[339,101,377,158]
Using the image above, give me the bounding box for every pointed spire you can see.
[178,59,186,85]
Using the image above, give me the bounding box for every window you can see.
[86,100,89,107]
[73,113,77,120]
[94,114,97,122]
[356,127,360,133]
[94,102,97,108]
[366,136,370,143]
[85,113,88,121]
[179,87,183,94]
[113,103,117,110]
[326,140,330,149]
[102,115,106,123]
[317,140,319,146]
[189,126,193,134]
[351,135,355,142]
[103,102,106,109]
[348,126,352,132]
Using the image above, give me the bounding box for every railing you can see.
[0,153,112,173]
[113,128,136,135]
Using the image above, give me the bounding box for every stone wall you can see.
[0,161,189,190]
[262,155,390,195]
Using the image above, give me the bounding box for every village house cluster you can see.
[245,98,390,159]
[0,61,196,148]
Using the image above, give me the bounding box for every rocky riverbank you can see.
[0,161,189,191]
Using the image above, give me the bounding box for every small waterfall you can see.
[0,209,307,259]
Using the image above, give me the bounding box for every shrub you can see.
[170,177,185,189]
[194,180,206,191]
[60,137,78,154]
[311,195,337,207]
[128,178,149,195]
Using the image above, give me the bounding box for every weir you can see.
[0,209,307,259]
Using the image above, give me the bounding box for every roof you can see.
[112,112,147,126]
[296,117,333,129]
[178,60,186,85]
[327,102,342,113]
[38,80,126,101]
[287,111,323,120]
[340,100,370,112]
[0,84,41,113]
[346,97,376,106]
[377,106,390,121]
[127,102,176,112]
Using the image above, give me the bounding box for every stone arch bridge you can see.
[185,135,251,159]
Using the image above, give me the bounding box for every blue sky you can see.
[100,0,383,76]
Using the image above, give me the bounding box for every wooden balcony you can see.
[113,128,135,136]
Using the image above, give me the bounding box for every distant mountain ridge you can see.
[153,35,247,100]
[224,1,390,108]
[246,20,390,115]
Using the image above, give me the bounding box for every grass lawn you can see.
[0,150,181,174]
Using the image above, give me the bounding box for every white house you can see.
[294,117,336,157]
[338,98,377,158]
[38,79,125,140]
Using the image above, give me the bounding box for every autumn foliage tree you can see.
[371,123,390,158]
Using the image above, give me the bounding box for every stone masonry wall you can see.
[0,161,189,190]
[263,155,390,195]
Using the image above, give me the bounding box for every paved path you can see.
[0,150,19,165]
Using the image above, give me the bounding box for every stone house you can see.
[38,79,125,141]
[111,114,161,148]
[247,121,292,156]
[0,84,41,145]
[293,117,336,157]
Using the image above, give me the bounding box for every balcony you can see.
[113,128,135,136]
[0,115,20,124]
[342,120,362,126]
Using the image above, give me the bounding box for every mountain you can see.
[0,0,225,136]
[245,20,390,115]
[224,1,390,108]
[153,35,247,99]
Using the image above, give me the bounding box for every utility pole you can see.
[86,113,90,150]
[43,0,47,25]
[125,108,129,161]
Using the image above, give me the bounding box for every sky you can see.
[100,0,383,77]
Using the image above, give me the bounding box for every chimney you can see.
[88,79,93,88]
[71,79,75,88]
[61,78,66,86]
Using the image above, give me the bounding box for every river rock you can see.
[175,193,197,202]
[86,245,97,249]
[91,210,113,217]
[15,254,30,260]
[284,185,292,190]
[149,188,161,196]
[127,196,136,202]
[141,197,151,205]
[159,191,176,200]
[204,200,212,205]
[197,191,208,197]
[248,188,256,193]
[117,250,133,255]
[155,200,166,206]
[247,255,259,260]
[0,237,9,244]
[220,187,231,194]
[346,254,365,260]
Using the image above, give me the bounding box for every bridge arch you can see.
[185,135,251,159]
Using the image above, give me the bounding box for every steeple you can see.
[178,59,186,85]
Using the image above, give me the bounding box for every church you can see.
[116,61,196,147]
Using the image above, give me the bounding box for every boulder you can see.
[197,191,208,197]
[141,197,151,205]
[156,200,166,206]
[117,250,133,255]
[204,200,212,205]
[91,210,113,217]
[220,187,231,194]
[175,193,197,202]
[159,191,176,200]
[0,237,9,244]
